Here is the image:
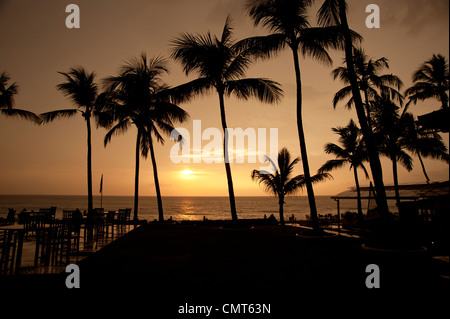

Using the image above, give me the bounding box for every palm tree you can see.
[246,0,348,232]
[402,114,449,183]
[318,120,369,220]
[99,54,189,222]
[0,72,40,123]
[332,47,404,129]
[406,54,449,110]
[318,0,390,218]
[170,16,283,222]
[41,67,99,214]
[372,97,414,208]
[252,147,330,228]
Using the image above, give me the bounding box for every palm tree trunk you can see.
[439,91,449,109]
[338,0,389,218]
[218,90,238,221]
[417,152,431,183]
[86,114,94,243]
[391,155,401,208]
[148,135,164,222]
[353,166,363,221]
[291,46,320,233]
[364,90,373,131]
[86,115,93,214]
[134,129,141,222]
[279,197,286,229]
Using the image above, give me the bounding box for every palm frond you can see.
[332,85,353,109]
[233,33,286,61]
[396,151,414,172]
[0,73,19,109]
[298,32,333,66]
[168,78,213,104]
[324,142,348,158]
[251,147,329,199]
[104,118,131,146]
[406,54,449,109]
[320,119,368,179]
[94,91,121,128]
[247,0,312,35]
[378,74,403,91]
[156,101,190,123]
[416,136,448,161]
[332,66,350,83]
[406,82,441,103]
[221,15,234,46]
[138,129,151,158]
[358,163,370,179]
[56,67,98,109]
[300,26,351,53]
[40,109,78,123]
[223,51,253,81]
[318,159,347,173]
[251,169,279,196]
[1,108,42,124]
[317,0,342,27]
[312,172,333,182]
[284,174,306,195]
[152,120,175,144]
[285,172,331,195]
[125,54,170,77]
[170,32,217,77]
[226,78,283,104]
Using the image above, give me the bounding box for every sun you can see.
[180,169,195,176]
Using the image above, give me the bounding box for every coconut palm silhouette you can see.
[41,67,99,214]
[246,0,347,232]
[99,54,189,222]
[332,47,404,129]
[318,0,390,218]
[406,54,449,110]
[1,72,40,123]
[171,16,283,221]
[319,120,369,220]
[252,148,330,228]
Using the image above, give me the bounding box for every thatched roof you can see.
[332,181,449,200]
[417,108,450,133]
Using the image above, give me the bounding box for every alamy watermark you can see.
[366,4,381,29]
[365,264,381,289]
[65,4,380,30]
[170,120,278,172]
[65,264,80,289]
[65,4,80,29]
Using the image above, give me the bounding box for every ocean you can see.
[0,195,381,222]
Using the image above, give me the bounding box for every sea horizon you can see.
[0,194,330,197]
[0,194,396,222]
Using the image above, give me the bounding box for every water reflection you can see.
[177,199,204,221]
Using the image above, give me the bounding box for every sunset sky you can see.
[1,0,449,197]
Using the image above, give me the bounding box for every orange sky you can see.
[0,0,449,197]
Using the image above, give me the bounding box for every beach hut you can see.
[332,181,449,241]
[417,108,450,133]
